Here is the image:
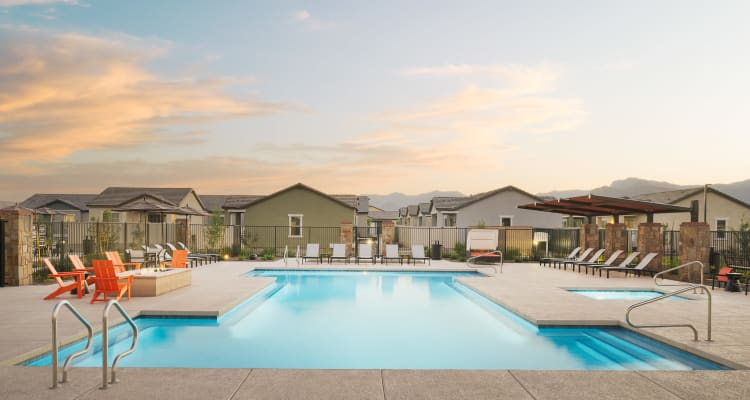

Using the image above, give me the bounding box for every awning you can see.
[518,194,692,217]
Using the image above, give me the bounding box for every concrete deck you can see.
[1,260,750,399]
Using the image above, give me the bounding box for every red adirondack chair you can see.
[90,259,132,303]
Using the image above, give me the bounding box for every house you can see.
[236,183,359,229]
[418,202,431,226]
[87,187,207,223]
[19,194,97,222]
[398,207,408,224]
[428,186,561,228]
[406,205,420,226]
[628,187,750,231]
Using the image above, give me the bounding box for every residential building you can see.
[429,186,561,228]
[86,187,207,223]
[629,187,750,231]
[19,194,97,222]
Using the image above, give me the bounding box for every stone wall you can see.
[678,222,710,282]
[637,223,663,272]
[604,223,628,265]
[340,222,353,256]
[0,209,35,286]
[579,224,599,252]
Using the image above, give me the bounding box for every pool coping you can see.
[7,267,743,371]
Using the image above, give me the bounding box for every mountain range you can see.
[367,178,750,211]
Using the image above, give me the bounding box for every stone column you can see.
[637,223,663,273]
[579,224,599,252]
[340,222,353,256]
[381,221,395,256]
[0,209,35,286]
[604,223,628,265]
[678,222,710,282]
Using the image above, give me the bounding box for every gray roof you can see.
[223,195,264,210]
[399,207,408,217]
[431,196,470,211]
[369,210,399,221]
[331,195,369,213]
[20,194,97,211]
[418,202,431,215]
[199,195,228,212]
[88,187,205,209]
[407,205,419,216]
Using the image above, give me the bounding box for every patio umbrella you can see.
[112,197,210,246]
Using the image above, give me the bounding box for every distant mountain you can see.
[366,191,464,211]
[538,177,750,204]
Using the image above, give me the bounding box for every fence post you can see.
[123,223,128,251]
[274,226,277,256]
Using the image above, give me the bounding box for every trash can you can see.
[709,247,721,269]
[431,241,442,260]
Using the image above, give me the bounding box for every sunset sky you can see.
[1,1,748,201]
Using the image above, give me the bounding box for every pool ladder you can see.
[466,250,503,275]
[50,299,139,390]
[625,261,712,341]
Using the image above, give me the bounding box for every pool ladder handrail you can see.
[51,300,93,388]
[466,250,503,275]
[653,260,705,292]
[101,300,138,389]
[625,283,712,341]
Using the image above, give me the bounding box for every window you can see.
[500,216,512,227]
[716,218,727,239]
[444,214,457,227]
[147,213,164,223]
[289,214,303,237]
[562,216,585,228]
[106,212,121,223]
[432,214,437,226]
[229,212,242,226]
[624,215,638,229]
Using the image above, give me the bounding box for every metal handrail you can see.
[466,250,503,275]
[101,300,138,389]
[625,284,712,341]
[296,245,301,265]
[654,260,704,289]
[283,245,288,266]
[51,300,93,388]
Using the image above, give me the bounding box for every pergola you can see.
[518,194,694,223]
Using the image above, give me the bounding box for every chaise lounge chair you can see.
[382,244,402,264]
[90,259,132,303]
[540,247,581,267]
[356,243,376,264]
[166,243,205,266]
[410,245,430,265]
[328,243,349,264]
[553,248,593,269]
[42,258,86,300]
[562,248,605,271]
[575,250,623,274]
[177,242,220,263]
[600,252,659,278]
[586,252,639,276]
[302,243,321,264]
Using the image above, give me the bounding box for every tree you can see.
[206,210,225,252]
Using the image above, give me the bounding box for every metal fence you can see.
[1,220,6,287]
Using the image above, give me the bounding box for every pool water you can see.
[569,290,689,301]
[26,271,723,370]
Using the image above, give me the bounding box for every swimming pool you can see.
[25,270,723,370]
[568,289,689,301]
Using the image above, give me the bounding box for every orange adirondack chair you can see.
[90,259,133,303]
[105,251,141,271]
[68,254,96,286]
[161,250,188,268]
[42,258,85,300]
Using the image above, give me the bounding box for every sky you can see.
[1,0,749,201]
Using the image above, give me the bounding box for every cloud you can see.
[291,9,334,30]
[0,26,289,169]
[0,0,78,6]
[389,63,585,136]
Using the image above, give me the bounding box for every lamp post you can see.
[703,184,710,224]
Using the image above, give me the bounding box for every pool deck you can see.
[2,260,750,399]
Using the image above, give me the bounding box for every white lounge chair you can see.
[328,243,349,264]
[356,244,375,264]
[302,243,321,264]
[382,244,402,264]
[410,245,430,265]
[600,252,659,278]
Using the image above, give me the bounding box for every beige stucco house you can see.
[87,187,207,223]
[628,187,750,231]
[429,186,562,228]
[19,194,97,222]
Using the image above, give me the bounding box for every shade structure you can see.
[518,194,692,218]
